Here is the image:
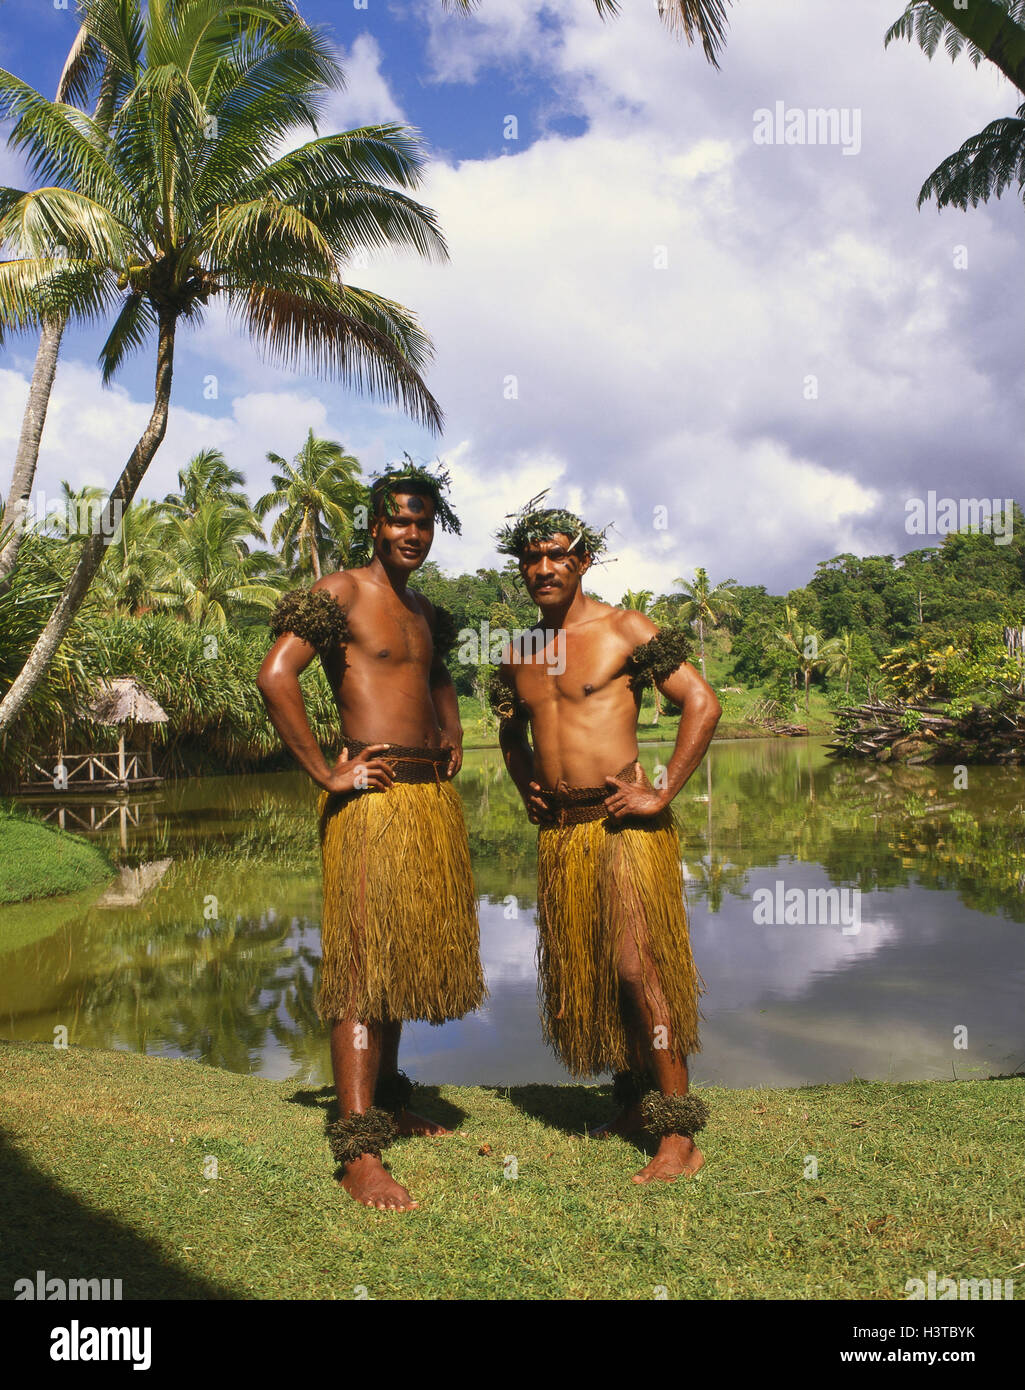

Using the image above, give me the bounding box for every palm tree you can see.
[165,448,251,518]
[774,606,843,714]
[673,566,739,679]
[446,0,732,66]
[0,0,447,736]
[833,628,857,696]
[885,1,1025,208]
[256,429,365,581]
[0,6,130,592]
[153,497,281,628]
[95,498,171,616]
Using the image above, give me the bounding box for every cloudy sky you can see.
[0,0,1021,598]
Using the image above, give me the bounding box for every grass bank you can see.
[0,809,112,908]
[0,1042,1018,1301]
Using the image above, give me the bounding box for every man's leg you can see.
[329,1018,419,1211]
[377,1022,450,1138]
[614,922,704,1182]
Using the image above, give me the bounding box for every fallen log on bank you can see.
[826,698,1025,764]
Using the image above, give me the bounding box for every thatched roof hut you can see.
[84,677,169,726]
[20,679,169,794]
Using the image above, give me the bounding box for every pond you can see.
[2,738,1022,1089]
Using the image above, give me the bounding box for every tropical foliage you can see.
[255,430,366,580]
[0,0,447,735]
[886,0,1025,208]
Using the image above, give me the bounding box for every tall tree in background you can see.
[833,629,857,696]
[0,0,447,735]
[92,497,170,616]
[674,566,739,678]
[154,498,281,627]
[165,448,252,519]
[886,0,1025,208]
[774,605,844,714]
[256,430,365,580]
[0,6,131,591]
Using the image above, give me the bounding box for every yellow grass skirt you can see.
[316,781,486,1024]
[536,808,703,1076]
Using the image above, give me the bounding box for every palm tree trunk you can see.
[698,617,706,678]
[0,316,67,592]
[301,511,321,580]
[0,310,176,736]
[0,23,108,595]
[805,668,811,714]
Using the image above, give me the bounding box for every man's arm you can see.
[417,597,463,777]
[257,579,395,794]
[494,660,551,823]
[604,617,722,820]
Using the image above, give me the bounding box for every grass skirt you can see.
[317,781,486,1023]
[536,807,703,1076]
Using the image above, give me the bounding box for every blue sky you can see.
[0,0,1021,598]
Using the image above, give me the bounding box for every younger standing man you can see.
[258,465,485,1212]
[491,498,720,1182]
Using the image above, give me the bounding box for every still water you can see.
[2,739,1022,1088]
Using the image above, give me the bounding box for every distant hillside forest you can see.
[1,448,1021,780]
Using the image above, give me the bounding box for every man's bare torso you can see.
[316,568,442,748]
[504,602,646,788]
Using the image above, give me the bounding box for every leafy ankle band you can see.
[640,1091,709,1139]
[326,1107,398,1169]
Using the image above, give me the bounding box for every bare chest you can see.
[345,594,432,670]
[514,628,632,709]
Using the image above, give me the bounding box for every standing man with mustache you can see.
[258,465,485,1212]
[491,497,720,1183]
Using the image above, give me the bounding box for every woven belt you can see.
[341,735,449,786]
[538,760,641,826]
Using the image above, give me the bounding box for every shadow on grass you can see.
[0,1130,238,1301]
[482,1082,615,1135]
[484,1082,664,1156]
[286,1083,467,1131]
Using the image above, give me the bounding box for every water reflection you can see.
[1,739,1022,1087]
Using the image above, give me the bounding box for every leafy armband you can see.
[487,669,528,725]
[625,627,692,690]
[431,605,458,663]
[269,589,350,651]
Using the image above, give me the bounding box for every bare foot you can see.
[340,1153,419,1211]
[394,1108,450,1138]
[631,1135,705,1183]
[589,1104,645,1140]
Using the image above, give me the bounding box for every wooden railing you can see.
[22,749,156,789]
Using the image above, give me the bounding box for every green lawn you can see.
[0,809,113,908]
[1,1041,1018,1301]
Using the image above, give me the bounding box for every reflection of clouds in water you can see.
[476,896,537,986]
[694,871,1024,1087]
[692,867,900,1011]
[471,866,906,1039]
[401,900,574,1085]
